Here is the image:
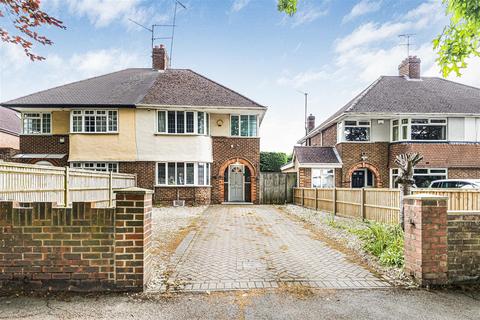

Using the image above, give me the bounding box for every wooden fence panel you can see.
[303,188,316,209]
[0,162,136,207]
[259,172,296,204]
[412,189,480,214]
[364,189,400,224]
[335,188,362,219]
[317,188,334,213]
[293,188,302,205]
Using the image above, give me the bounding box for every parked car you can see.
[429,179,480,189]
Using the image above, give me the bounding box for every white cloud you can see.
[291,7,328,27]
[342,0,382,24]
[277,70,328,89]
[230,0,251,13]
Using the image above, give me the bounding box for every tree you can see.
[0,0,65,61]
[260,152,289,172]
[277,0,480,77]
[394,152,423,229]
[434,0,480,77]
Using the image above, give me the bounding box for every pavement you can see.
[1,288,479,319]
[150,205,388,292]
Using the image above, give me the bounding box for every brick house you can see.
[2,46,267,205]
[283,56,480,189]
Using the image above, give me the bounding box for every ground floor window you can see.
[70,162,118,172]
[351,168,374,188]
[391,168,447,188]
[311,168,335,188]
[157,162,210,186]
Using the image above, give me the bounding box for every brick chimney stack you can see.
[398,56,421,79]
[307,114,315,133]
[152,45,168,70]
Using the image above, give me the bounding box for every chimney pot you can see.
[307,114,315,133]
[152,44,168,70]
[398,56,421,79]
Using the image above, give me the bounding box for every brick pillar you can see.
[114,187,153,291]
[403,194,448,286]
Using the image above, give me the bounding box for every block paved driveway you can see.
[153,205,389,292]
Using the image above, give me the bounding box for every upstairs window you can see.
[71,110,118,133]
[411,119,446,141]
[157,111,209,135]
[231,115,258,137]
[22,113,51,134]
[344,120,370,141]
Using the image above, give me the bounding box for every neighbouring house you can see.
[283,56,480,189]
[1,45,267,205]
[0,106,20,160]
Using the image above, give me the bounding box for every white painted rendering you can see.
[448,117,465,141]
[370,119,390,142]
[135,109,213,162]
[210,113,230,136]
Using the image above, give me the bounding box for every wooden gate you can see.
[259,172,297,204]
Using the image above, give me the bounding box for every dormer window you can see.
[343,120,370,141]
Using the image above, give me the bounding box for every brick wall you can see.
[154,187,211,205]
[0,188,152,292]
[448,168,480,179]
[15,135,69,166]
[211,137,260,204]
[298,168,311,188]
[336,142,390,187]
[119,162,156,190]
[320,124,337,147]
[447,213,480,283]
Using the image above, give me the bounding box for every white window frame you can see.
[70,109,118,134]
[156,110,209,135]
[343,120,370,142]
[230,114,258,137]
[311,168,335,188]
[156,162,211,186]
[391,118,447,142]
[22,112,51,135]
[390,168,448,188]
[70,162,119,172]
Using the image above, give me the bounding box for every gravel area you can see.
[279,204,416,287]
[147,206,208,291]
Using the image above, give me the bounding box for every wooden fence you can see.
[293,187,480,224]
[0,162,136,207]
[259,172,297,204]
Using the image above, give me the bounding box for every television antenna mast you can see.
[297,90,309,136]
[128,0,186,67]
[398,33,415,57]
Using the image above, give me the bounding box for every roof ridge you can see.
[429,76,480,92]
[1,68,137,105]
[185,69,267,108]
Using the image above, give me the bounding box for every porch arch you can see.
[218,158,257,203]
[346,162,382,188]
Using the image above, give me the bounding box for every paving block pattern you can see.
[150,205,389,292]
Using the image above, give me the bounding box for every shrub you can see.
[260,152,289,172]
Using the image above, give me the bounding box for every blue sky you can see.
[1,0,479,152]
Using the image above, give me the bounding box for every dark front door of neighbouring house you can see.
[352,170,365,188]
[229,164,244,202]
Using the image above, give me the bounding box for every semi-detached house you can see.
[2,46,267,205]
[283,56,480,189]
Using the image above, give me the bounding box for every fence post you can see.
[333,187,337,216]
[64,166,69,207]
[361,188,366,221]
[301,188,305,207]
[315,188,319,211]
[109,171,113,207]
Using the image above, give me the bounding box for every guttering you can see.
[297,163,342,169]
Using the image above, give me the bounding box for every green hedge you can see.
[260,152,290,172]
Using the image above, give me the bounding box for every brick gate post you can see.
[114,187,153,291]
[403,194,448,286]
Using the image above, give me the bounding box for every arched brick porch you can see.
[346,162,383,188]
[218,157,257,203]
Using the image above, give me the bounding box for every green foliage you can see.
[434,0,480,76]
[277,0,298,16]
[260,152,289,172]
[353,222,404,268]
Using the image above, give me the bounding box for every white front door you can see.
[229,164,244,202]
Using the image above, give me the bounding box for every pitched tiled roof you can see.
[294,146,340,164]
[0,107,20,136]
[301,76,480,142]
[2,69,266,109]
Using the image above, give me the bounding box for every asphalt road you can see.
[1,288,479,320]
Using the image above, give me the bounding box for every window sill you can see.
[154,185,212,188]
[69,132,119,135]
[20,133,52,136]
[154,133,209,137]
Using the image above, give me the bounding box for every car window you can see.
[430,182,441,188]
[443,181,457,188]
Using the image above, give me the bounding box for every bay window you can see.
[391,168,447,188]
[312,169,335,188]
[157,162,211,186]
[157,110,209,135]
[70,162,118,172]
[231,115,258,137]
[344,120,370,141]
[71,110,118,133]
[22,113,51,134]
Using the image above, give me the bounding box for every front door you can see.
[351,170,365,188]
[229,164,244,202]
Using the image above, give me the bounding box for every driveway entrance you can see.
[153,205,389,292]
